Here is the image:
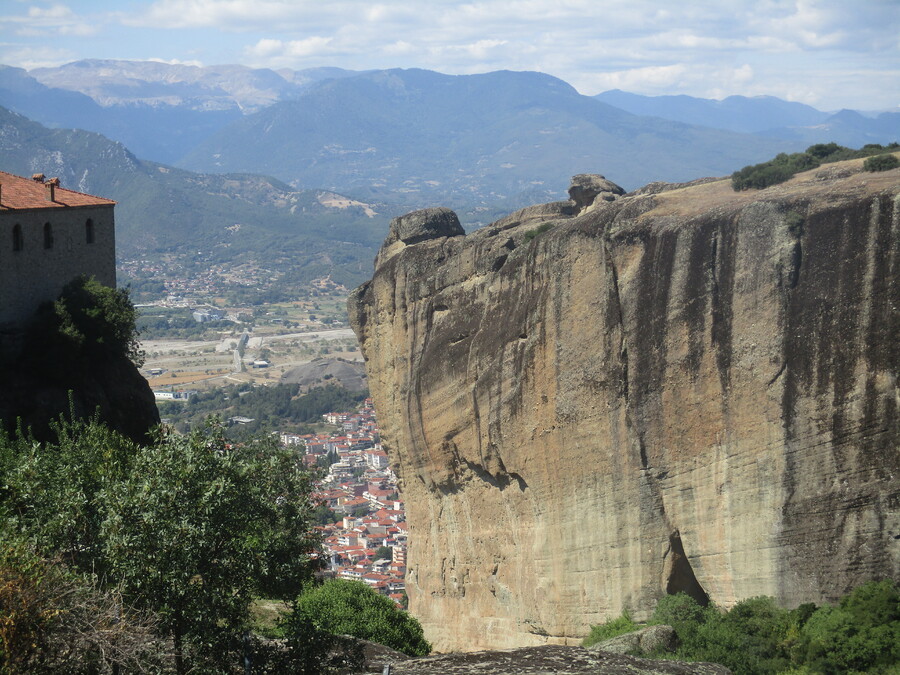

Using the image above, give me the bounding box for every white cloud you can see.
[0,44,77,70]
[2,0,897,110]
[0,2,99,38]
[243,36,337,67]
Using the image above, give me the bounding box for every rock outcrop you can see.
[365,644,730,674]
[349,161,900,652]
[589,625,677,656]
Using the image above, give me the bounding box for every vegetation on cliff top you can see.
[731,143,899,191]
[584,582,900,674]
[26,275,145,370]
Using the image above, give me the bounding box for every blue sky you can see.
[1,0,897,111]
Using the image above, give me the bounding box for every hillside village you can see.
[282,398,409,607]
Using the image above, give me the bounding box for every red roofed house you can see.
[0,171,116,338]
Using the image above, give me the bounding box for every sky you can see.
[0,0,898,111]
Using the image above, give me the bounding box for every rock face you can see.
[349,162,900,652]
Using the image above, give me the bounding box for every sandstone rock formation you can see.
[349,159,900,652]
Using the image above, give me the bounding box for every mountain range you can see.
[0,105,390,290]
[2,59,898,295]
[595,89,900,147]
[6,60,898,205]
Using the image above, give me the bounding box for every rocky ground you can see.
[363,644,731,674]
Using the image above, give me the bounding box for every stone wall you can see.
[0,204,116,332]
[349,159,900,652]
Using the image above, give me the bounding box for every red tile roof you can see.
[0,171,115,210]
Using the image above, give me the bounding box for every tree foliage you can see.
[644,584,900,674]
[0,526,162,674]
[26,275,145,370]
[164,382,368,435]
[863,153,900,172]
[0,416,322,673]
[287,579,431,657]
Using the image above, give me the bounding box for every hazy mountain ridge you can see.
[7,60,898,208]
[595,89,900,147]
[178,68,795,202]
[0,106,390,287]
[0,65,242,164]
[29,59,362,111]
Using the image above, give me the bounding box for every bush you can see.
[863,154,900,172]
[650,592,710,649]
[582,609,640,647]
[731,151,820,191]
[0,528,161,673]
[287,579,431,657]
[523,222,555,242]
[1,417,323,674]
[796,580,900,673]
[25,275,144,372]
[693,596,792,675]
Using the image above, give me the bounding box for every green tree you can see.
[100,422,321,672]
[374,546,393,561]
[27,275,145,370]
[650,592,711,651]
[691,596,792,675]
[1,417,322,674]
[796,580,900,673]
[287,579,431,657]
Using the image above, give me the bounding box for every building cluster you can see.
[282,399,408,606]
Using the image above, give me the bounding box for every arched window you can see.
[12,224,23,252]
[85,218,95,244]
[43,222,53,250]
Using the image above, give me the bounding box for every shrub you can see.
[287,579,431,657]
[796,580,900,673]
[1,417,323,674]
[0,528,160,673]
[863,154,900,172]
[693,596,792,675]
[523,222,555,242]
[731,152,820,191]
[650,592,709,649]
[582,609,640,647]
[25,275,145,372]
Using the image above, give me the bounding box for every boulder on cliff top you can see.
[385,207,464,246]
[588,625,677,655]
[568,173,625,210]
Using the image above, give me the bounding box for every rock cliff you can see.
[349,159,900,652]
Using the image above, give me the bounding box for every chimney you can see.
[46,177,59,202]
[32,173,45,183]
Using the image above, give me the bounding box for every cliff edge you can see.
[349,160,900,652]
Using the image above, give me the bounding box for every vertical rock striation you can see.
[349,161,900,652]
